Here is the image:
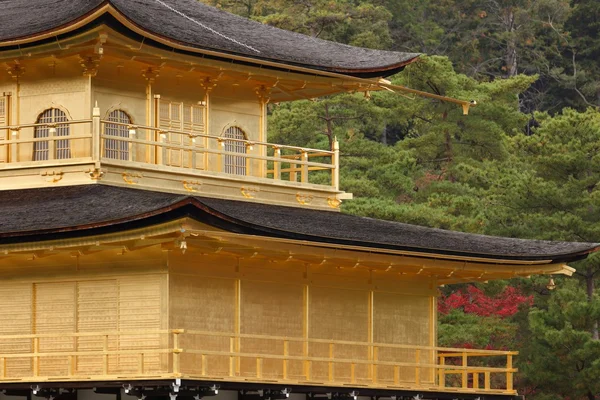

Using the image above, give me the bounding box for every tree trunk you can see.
[504,9,518,78]
[323,103,334,150]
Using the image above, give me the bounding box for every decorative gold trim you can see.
[296,193,314,205]
[41,170,63,183]
[241,187,259,199]
[88,168,104,181]
[122,172,143,185]
[182,180,201,193]
[327,197,342,209]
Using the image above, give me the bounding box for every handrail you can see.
[100,119,334,155]
[0,329,516,393]
[0,116,340,190]
[0,119,92,130]
[182,329,517,356]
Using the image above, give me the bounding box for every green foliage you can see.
[522,281,600,399]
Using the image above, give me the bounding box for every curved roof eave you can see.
[0,185,596,265]
[0,0,420,78]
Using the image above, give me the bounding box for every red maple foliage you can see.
[438,285,533,318]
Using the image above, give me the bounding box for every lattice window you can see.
[158,99,205,168]
[159,100,205,134]
[183,104,205,133]
[223,126,247,176]
[104,110,131,160]
[33,108,70,161]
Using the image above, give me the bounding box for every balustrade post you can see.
[103,334,109,375]
[48,126,55,161]
[68,355,74,377]
[506,354,514,392]
[172,329,183,376]
[438,355,445,388]
[301,152,309,183]
[10,129,17,162]
[229,336,235,377]
[92,103,101,162]
[273,146,281,180]
[484,371,491,390]
[373,346,379,384]
[138,353,145,374]
[328,342,334,382]
[283,340,289,379]
[415,349,421,386]
[256,357,263,378]
[33,337,39,377]
[0,357,5,379]
[332,138,340,190]
[473,372,479,389]
[290,155,298,182]
[157,132,167,166]
[201,354,207,376]
[217,140,224,173]
[461,352,468,389]
[129,129,136,162]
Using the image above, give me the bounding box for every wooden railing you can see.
[0,120,93,167]
[0,330,517,395]
[98,120,339,189]
[0,111,339,189]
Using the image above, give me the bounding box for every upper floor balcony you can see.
[0,105,344,210]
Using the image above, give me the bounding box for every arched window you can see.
[105,110,131,160]
[33,108,70,161]
[223,126,247,175]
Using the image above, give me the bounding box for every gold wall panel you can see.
[309,286,370,382]
[240,281,304,379]
[373,292,434,384]
[0,273,166,378]
[170,273,236,376]
[0,284,33,377]
[35,282,77,377]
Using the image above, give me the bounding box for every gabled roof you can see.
[0,0,420,77]
[0,185,596,264]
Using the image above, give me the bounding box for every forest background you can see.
[202,0,600,398]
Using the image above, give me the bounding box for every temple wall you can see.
[0,58,91,163]
[169,252,436,385]
[91,59,263,176]
[0,251,169,379]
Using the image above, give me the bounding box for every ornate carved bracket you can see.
[80,55,102,77]
[142,67,160,83]
[6,62,25,80]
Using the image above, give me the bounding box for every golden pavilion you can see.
[0,2,596,400]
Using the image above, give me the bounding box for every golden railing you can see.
[0,330,517,395]
[0,120,93,167]
[98,120,339,189]
[0,113,339,190]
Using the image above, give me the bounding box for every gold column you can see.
[200,76,217,171]
[7,63,25,163]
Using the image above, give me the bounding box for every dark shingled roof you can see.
[0,0,420,76]
[0,185,597,264]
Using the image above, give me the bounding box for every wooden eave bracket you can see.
[376,79,477,115]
